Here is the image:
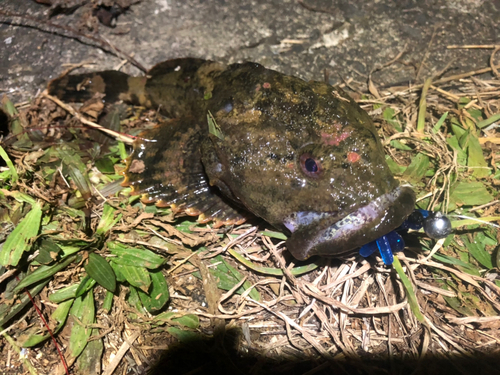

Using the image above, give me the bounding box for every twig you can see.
[447,45,500,49]
[0,10,147,72]
[379,64,500,100]
[43,92,135,144]
[429,85,482,109]
[489,46,500,78]
[102,331,140,375]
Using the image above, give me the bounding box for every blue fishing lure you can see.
[359,209,452,265]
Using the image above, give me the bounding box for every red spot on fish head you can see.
[321,131,350,146]
[347,152,361,163]
[286,162,295,169]
[263,82,271,89]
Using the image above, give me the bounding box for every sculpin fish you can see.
[48,58,416,260]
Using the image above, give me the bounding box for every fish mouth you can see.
[285,186,416,260]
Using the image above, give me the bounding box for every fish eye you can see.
[300,153,322,178]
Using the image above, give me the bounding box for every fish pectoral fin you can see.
[122,117,246,227]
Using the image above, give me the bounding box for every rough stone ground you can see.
[1,0,499,102]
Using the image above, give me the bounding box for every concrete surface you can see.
[0,0,499,103]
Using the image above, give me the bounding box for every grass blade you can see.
[392,256,425,323]
[95,204,122,236]
[68,289,95,359]
[0,145,18,185]
[0,201,43,266]
[228,248,319,276]
[417,77,432,133]
[13,255,77,294]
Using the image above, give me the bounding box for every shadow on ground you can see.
[147,326,499,375]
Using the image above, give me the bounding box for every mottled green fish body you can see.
[49,58,415,260]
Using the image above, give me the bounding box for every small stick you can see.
[379,64,500,101]
[0,10,147,72]
[430,85,482,109]
[42,92,135,144]
[489,46,500,78]
[447,45,500,49]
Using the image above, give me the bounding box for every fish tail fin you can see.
[47,71,149,106]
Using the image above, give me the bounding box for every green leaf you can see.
[85,253,116,292]
[383,107,402,131]
[207,110,224,140]
[117,141,128,161]
[389,140,413,151]
[167,327,201,343]
[5,191,37,206]
[21,299,73,347]
[34,238,62,265]
[0,145,18,185]
[446,136,467,166]
[0,279,50,327]
[172,314,199,329]
[443,294,476,316]
[68,289,95,359]
[463,236,493,269]
[0,202,43,266]
[95,204,122,236]
[432,253,480,276]
[110,261,126,282]
[1,96,31,147]
[74,275,97,299]
[222,258,260,301]
[477,112,500,129]
[432,112,448,134]
[392,256,425,323]
[417,77,432,133]
[108,242,165,269]
[450,117,466,138]
[102,290,114,314]
[466,133,490,178]
[261,231,287,240]
[385,155,407,175]
[127,285,143,311]
[191,255,259,298]
[432,253,478,269]
[49,284,80,303]
[95,156,116,173]
[75,328,103,374]
[173,219,197,233]
[449,182,493,210]
[117,264,151,292]
[154,312,200,329]
[402,153,430,184]
[13,255,77,294]
[56,146,93,201]
[228,248,319,276]
[137,269,169,313]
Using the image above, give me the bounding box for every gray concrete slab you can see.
[1,0,499,103]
